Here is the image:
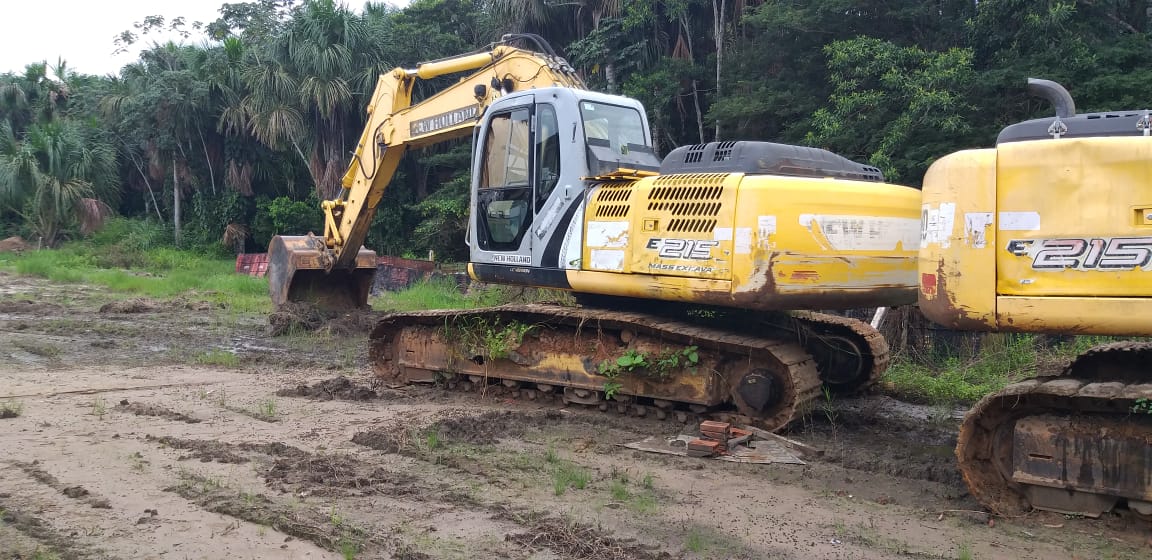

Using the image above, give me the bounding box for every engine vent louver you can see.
[593,182,634,218]
[648,173,726,233]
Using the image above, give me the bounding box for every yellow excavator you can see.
[267,33,921,435]
[266,33,1151,520]
[920,78,1152,519]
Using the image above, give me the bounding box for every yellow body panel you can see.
[917,149,999,329]
[581,172,921,310]
[996,137,1152,297]
[920,136,1152,336]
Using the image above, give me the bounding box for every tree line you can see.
[1,0,1150,260]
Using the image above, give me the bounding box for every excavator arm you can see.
[267,35,585,309]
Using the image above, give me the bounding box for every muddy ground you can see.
[1,270,1149,560]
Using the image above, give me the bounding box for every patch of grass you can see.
[552,461,591,496]
[371,276,573,312]
[609,478,629,501]
[226,398,279,422]
[0,227,269,313]
[884,334,1144,406]
[683,526,732,556]
[883,335,1042,406]
[957,541,973,560]
[194,349,240,367]
[0,399,24,419]
[12,340,61,358]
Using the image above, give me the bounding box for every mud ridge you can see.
[166,472,377,553]
[499,508,672,560]
[146,436,441,500]
[0,496,110,559]
[275,376,379,401]
[12,461,112,509]
[0,300,62,314]
[98,297,222,314]
[115,400,201,423]
[148,436,307,464]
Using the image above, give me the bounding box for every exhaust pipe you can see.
[1026,78,1076,118]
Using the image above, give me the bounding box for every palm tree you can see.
[238,0,382,199]
[0,119,119,246]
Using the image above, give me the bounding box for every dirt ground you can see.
[1,270,1149,560]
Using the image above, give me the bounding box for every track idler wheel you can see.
[731,369,780,416]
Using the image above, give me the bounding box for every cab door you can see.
[471,98,536,267]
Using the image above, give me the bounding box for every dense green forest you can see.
[2,0,1150,261]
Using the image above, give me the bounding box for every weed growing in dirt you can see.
[128,451,148,472]
[683,526,731,556]
[90,396,107,419]
[28,547,60,560]
[957,542,973,560]
[0,399,24,418]
[552,460,591,496]
[194,349,240,367]
[609,479,629,501]
[641,472,654,490]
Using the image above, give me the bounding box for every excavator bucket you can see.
[267,235,378,311]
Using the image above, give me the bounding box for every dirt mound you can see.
[434,409,564,445]
[99,298,162,313]
[149,436,250,463]
[276,376,378,401]
[265,454,406,497]
[267,301,382,336]
[99,297,221,314]
[116,400,201,423]
[350,429,403,453]
[0,236,29,252]
[353,409,577,453]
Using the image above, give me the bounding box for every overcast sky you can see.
[0,0,410,78]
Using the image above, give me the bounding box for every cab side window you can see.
[535,104,560,212]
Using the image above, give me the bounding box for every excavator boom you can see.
[268,35,584,309]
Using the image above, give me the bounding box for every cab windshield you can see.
[579,101,649,154]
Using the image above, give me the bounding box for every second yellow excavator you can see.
[267,34,922,431]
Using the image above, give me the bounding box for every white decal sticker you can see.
[998,211,1041,231]
[735,227,752,254]
[919,202,956,249]
[586,220,628,248]
[560,204,584,269]
[493,254,531,264]
[799,214,923,251]
[533,198,566,240]
[712,227,733,241]
[963,212,994,249]
[589,249,625,271]
[757,215,777,238]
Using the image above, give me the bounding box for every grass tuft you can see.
[194,349,240,367]
[1,399,24,418]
